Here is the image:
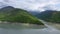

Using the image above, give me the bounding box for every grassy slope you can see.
[0,6,43,25]
[36,10,60,23]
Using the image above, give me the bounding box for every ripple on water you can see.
[0,28,60,34]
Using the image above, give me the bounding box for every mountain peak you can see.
[0,6,15,12]
[1,6,14,9]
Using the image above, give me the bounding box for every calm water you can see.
[0,21,60,34]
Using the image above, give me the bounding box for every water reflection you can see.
[0,28,60,34]
[0,22,60,34]
[0,23,45,29]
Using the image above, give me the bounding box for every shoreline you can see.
[0,21,46,29]
[0,21,44,25]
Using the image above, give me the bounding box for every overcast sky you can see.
[0,0,60,11]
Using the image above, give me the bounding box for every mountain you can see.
[36,10,55,20]
[0,6,14,13]
[36,10,60,23]
[28,10,42,17]
[0,6,43,25]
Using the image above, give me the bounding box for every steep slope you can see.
[36,10,60,23]
[36,10,55,20]
[0,6,43,25]
[51,11,60,23]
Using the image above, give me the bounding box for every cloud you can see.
[0,0,60,11]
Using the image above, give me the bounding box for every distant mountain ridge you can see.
[0,6,14,13]
[35,10,60,23]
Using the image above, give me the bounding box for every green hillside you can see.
[0,6,43,25]
[51,11,60,23]
[36,10,60,23]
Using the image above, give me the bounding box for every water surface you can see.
[0,22,60,34]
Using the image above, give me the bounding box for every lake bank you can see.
[0,21,45,29]
[0,20,60,34]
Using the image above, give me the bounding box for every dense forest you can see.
[36,10,60,23]
[0,6,43,25]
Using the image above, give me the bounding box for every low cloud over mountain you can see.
[0,0,60,11]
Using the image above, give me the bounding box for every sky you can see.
[0,0,60,11]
